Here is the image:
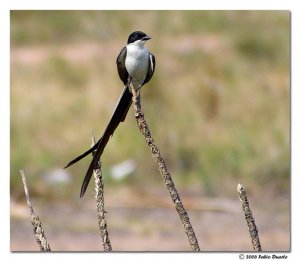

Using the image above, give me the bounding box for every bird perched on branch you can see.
[64,31,156,197]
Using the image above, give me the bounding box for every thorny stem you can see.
[130,85,200,251]
[91,133,112,251]
[20,170,51,251]
[237,183,262,251]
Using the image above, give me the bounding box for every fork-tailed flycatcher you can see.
[64,31,156,197]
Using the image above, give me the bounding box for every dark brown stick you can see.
[130,85,200,251]
[20,170,51,251]
[91,133,112,251]
[237,183,262,251]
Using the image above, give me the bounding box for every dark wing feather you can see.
[116,47,128,85]
[143,52,155,85]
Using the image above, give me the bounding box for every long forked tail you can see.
[64,86,133,197]
[80,86,132,197]
[64,140,100,169]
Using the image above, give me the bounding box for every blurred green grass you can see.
[10,11,290,198]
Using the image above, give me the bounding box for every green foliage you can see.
[43,55,89,89]
[10,11,290,197]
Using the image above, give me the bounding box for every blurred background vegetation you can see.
[10,11,290,251]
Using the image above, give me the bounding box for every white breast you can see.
[125,43,149,88]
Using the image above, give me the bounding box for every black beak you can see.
[143,35,151,41]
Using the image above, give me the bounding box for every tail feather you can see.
[78,86,133,197]
[64,139,100,169]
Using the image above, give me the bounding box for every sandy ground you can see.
[10,186,290,252]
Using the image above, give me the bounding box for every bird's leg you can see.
[127,76,133,88]
[136,84,142,98]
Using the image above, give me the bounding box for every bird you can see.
[64,31,156,197]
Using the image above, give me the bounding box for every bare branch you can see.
[91,132,112,251]
[20,170,51,251]
[130,86,200,251]
[237,183,262,251]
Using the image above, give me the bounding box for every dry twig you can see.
[130,85,200,251]
[19,170,51,251]
[237,183,262,251]
[91,133,112,251]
